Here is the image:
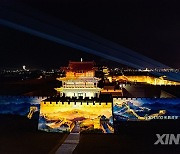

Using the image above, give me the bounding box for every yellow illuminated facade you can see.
[38,101,114,133]
[56,61,101,98]
[109,75,180,85]
[65,70,95,78]
[38,61,113,133]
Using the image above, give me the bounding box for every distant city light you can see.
[23,65,26,70]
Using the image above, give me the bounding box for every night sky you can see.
[0,0,180,69]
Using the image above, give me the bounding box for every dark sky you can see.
[0,0,180,69]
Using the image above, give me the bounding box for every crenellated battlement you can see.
[40,101,112,107]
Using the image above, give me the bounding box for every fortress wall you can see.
[40,101,113,118]
[40,101,112,109]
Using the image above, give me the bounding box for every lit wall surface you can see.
[38,102,114,133]
[111,76,180,85]
[65,71,95,78]
[0,96,42,116]
[113,98,180,121]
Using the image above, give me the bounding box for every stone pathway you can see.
[55,123,80,154]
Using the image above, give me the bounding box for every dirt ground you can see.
[74,121,180,154]
[0,115,67,154]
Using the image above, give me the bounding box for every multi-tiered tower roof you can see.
[56,60,101,98]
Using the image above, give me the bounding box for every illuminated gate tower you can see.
[56,60,101,98]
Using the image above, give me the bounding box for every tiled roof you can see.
[68,61,95,71]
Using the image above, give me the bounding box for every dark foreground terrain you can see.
[0,115,67,154]
[0,114,180,154]
[74,121,180,154]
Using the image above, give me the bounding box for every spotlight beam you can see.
[0,6,179,81]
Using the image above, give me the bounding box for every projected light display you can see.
[38,102,114,133]
[0,96,42,116]
[113,98,180,121]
